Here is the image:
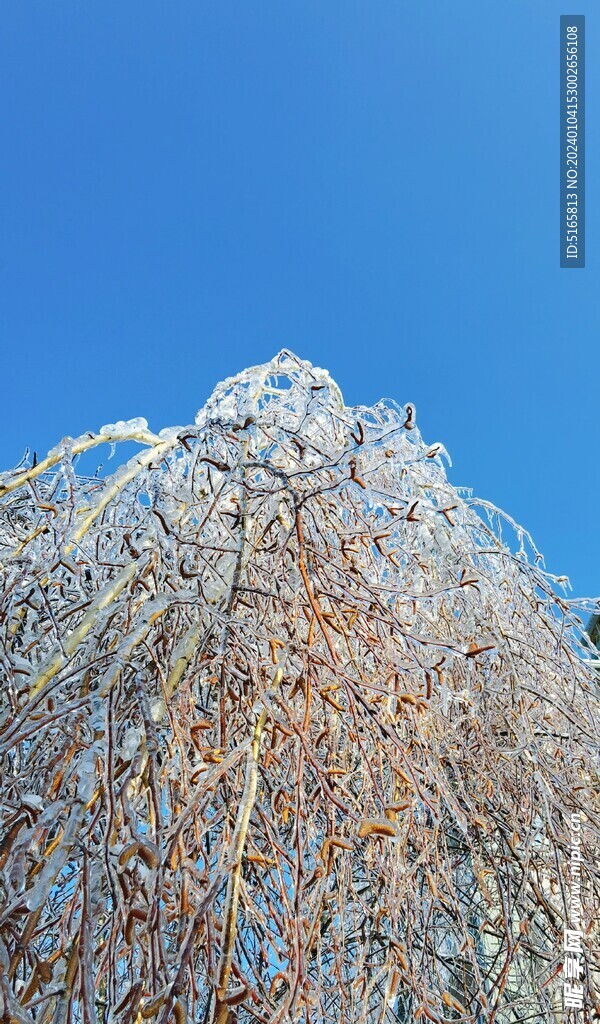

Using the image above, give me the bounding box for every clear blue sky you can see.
[1,3,598,600]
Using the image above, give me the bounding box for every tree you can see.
[0,350,598,1024]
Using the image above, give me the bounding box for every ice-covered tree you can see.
[0,351,598,1024]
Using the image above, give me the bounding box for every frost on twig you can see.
[0,350,598,1023]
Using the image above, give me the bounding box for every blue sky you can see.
[1,2,598,600]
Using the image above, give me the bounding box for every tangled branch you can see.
[0,351,598,1024]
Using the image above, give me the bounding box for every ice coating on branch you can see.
[99,416,149,437]
[198,350,344,426]
[0,351,598,1023]
[196,349,444,480]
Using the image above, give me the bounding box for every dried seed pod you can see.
[357,818,397,839]
[465,641,495,657]
[384,800,411,821]
[403,405,415,429]
[37,959,54,984]
[138,842,160,869]
[203,749,224,764]
[190,719,214,733]
[171,1000,185,1024]
[124,911,136,945]
[245,853,275,866]
[320,835,354,865]
[141,991,166,1017]
[118,841,140,868]
[415,1004,441,1023]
